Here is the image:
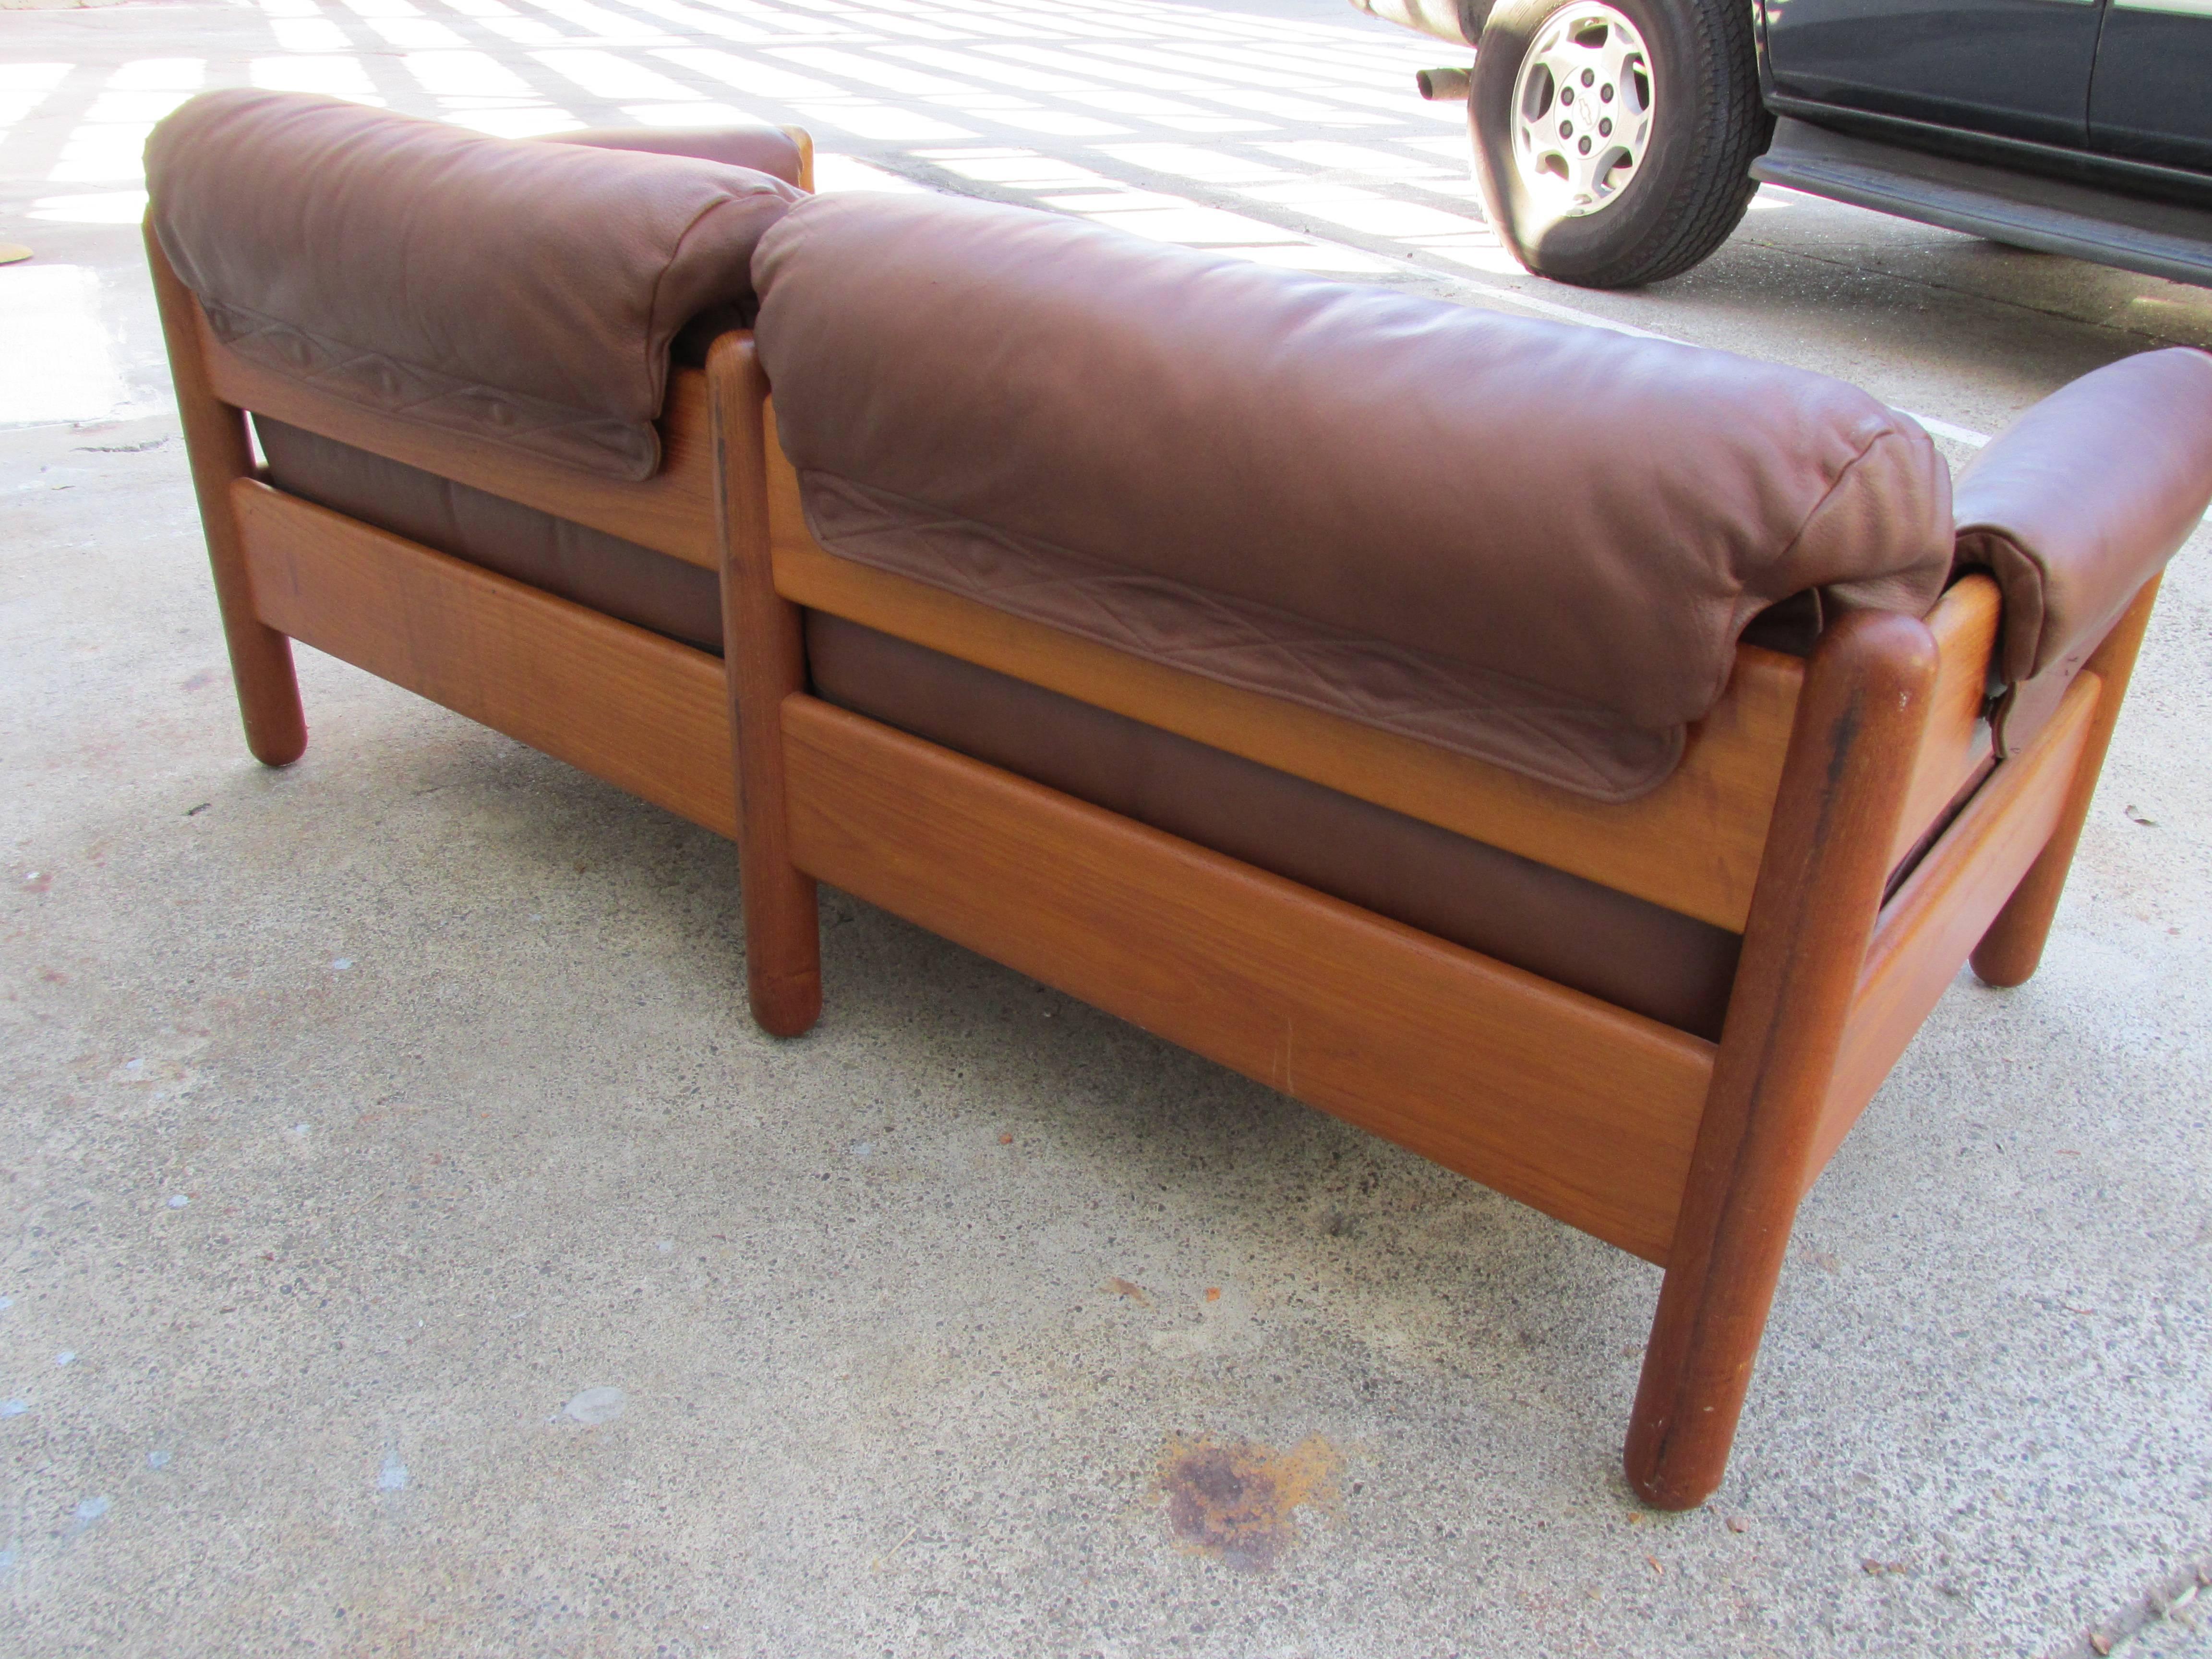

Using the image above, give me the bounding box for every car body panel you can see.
[1761,0,2098,148]
[1753,113,2212,281]
[2091,0,2212,172]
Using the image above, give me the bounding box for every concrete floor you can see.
[4,0,2212,1653]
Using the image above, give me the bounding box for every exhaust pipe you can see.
[1416,66,1471,101]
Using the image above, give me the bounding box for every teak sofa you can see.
[147,91,2212,1509]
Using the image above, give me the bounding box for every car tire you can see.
[1470,0,1771,287]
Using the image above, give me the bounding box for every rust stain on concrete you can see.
[1155,1434,1341,1573]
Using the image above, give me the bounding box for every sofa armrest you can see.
[546,124,805,188]
[1953,347,2212,752]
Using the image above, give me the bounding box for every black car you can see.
[1351,0,2212,289]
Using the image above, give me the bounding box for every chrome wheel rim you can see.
[1509,1,1654,217]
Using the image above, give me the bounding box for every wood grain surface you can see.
[1888,574,2001,868]
[1972,577,2163,986]
[710,336,821,1035]
[233,479,735,836]
[781,693,1717,1264]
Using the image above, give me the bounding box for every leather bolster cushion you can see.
[145,89,803,481]
[754,192,1954,800]
[1953,347,2212,754]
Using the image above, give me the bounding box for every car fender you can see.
[1343,0,1488,47]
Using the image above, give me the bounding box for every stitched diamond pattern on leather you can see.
[802,471,1683,803]
[204,299,660,481]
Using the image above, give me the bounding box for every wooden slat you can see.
[1887,574,2001,868]
[782,693,1716,1263]
[766,452,1799,934]
[1802,669,2101,1185]
[232,479,736,837]
[198,309,720,570]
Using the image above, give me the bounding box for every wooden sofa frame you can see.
[158,193,2152,1503]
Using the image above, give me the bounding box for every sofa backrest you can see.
[146,90,802,481]
[754,191,1955,754]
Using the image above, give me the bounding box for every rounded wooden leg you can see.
[1969,849,2071,989]
[1625,1235,1793,1509]
[745,862,821,1037]
[227,625,308,768]
[1626,613,1939,1509]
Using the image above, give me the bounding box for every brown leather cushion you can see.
[1953,348,2212,753]
[754,192,1953,797]
[147,90,802,482]
[805,613,1741,1038]
[254,419,723,653]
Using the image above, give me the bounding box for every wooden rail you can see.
[233,480,736,836]
[781,691,1717,1263]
